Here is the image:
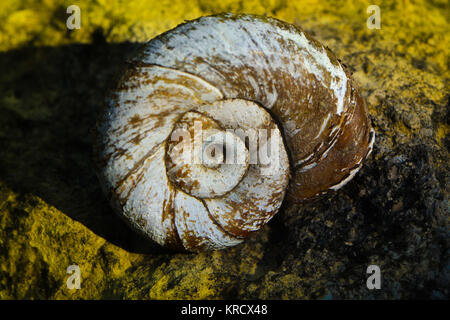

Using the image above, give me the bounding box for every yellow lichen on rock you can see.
[0,0,448,299]
[0,182,143,299]
[148,265,217,299]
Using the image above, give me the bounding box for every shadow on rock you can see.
[0,40,173,254]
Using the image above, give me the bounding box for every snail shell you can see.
[94,13,374,251]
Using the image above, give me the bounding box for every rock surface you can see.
[0,0,448,299]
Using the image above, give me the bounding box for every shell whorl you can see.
[94,13,374,251]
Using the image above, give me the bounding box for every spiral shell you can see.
[94,13,374,251]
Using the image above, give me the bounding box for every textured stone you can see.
[0,0,448,299]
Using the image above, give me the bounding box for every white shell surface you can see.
[138,13,352,166]
[96,61,290,251]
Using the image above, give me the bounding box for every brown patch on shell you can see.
[287,81,372,202]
